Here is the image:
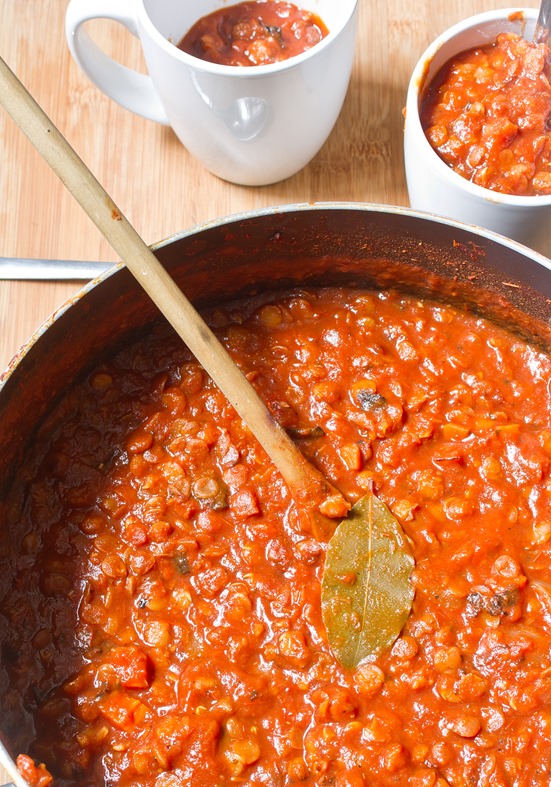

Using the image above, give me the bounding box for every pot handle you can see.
[65,0,169,125]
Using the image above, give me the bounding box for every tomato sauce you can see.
[2,286,551,786]
[178,1,328,67]
[421,32,551,196]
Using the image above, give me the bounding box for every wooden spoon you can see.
[0,56,416,669]
[0,55,347,536]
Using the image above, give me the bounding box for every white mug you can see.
[66,0,358,186]
[404,8,551,249]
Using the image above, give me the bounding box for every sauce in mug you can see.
[178,1,329,67]
[421,32,551,196]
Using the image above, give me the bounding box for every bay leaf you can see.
[321,492,415,670]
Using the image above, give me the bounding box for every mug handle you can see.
[65,0,169,125]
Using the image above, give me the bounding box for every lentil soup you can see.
[178,1,329,67]
[421,32,551,196]
[2,284,551,786]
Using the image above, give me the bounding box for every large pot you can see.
[1,203,551,785]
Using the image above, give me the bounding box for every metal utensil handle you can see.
[0,257,114,281]
[535,0,551,43]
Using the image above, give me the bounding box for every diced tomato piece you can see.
[230,488,260,517]
[109,645,150,689]
[16,754,53,787]
[98,690,149,730]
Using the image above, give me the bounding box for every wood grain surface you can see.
[0,0,546,782]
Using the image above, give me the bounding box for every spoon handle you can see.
[0,256,113,280]
[0,55,329,504]
[535,0,551,43]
